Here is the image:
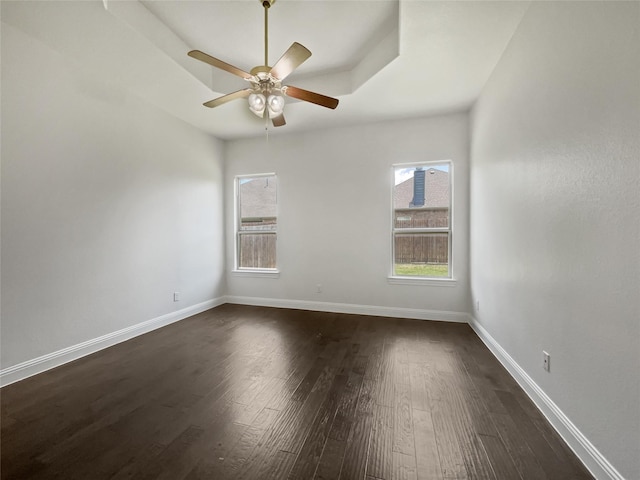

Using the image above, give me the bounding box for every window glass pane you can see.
[237,174,277,270]
[239,175,277,231]
[393,165,450,229]
[239,233,276,269]
[393,232,449,277]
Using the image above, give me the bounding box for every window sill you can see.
[387,276,457,287]
[232,269,280,279]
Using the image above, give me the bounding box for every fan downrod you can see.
[260,0,276,66]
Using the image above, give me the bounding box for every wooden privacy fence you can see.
[393,207,449,264]
[394,234,448,264]
[239,233,276,269]
[238,219,448,268]
[239,234,447,268]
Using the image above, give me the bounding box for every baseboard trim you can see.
[224,295,469,323]
[468,315,624,480]
[0,297,225,388]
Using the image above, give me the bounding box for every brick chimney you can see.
[411,168,425,207]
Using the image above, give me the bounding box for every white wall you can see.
[225,113,470,319]
[1,22,226,369]
[470,2,639,479]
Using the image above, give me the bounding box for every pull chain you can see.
[263,0,271,145]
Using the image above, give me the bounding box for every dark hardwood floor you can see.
[1,304,592,479]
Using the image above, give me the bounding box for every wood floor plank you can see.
[267,351,324,411]
[330,360,366,442]
[435,371,496,480]
[339,410,373,480]
[393,382,415,458]
[0,305,593,480]
[451,351,502,438]
[291,359,327,402]
[376,343,397,408]
[478,433,522,480]
[263,450,298,479]
[495,390,582,480]
[339,373,376,480]
[232,376,288,425]
[531,418,593,479]
[314,437,346,480]
[37,403,177,473]
[408,363,431,412]
[214,408,281,478]
[488,412,549,480]
[130,401,248,479]
[136,424,206,480]
[278,365,339,454]
[431,396,469,479]
[412,408,443,480]
[392,451,418,480]
[367,404,394,479]
[287,374,348,479]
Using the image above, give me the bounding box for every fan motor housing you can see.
[250,65,271,76]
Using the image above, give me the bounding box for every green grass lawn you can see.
[394,263,449,277]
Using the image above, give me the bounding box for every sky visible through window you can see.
[395,164,449,185]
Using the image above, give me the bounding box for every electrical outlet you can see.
[174,292,181,302]
[543,351,550,372]
[316,284,323,293]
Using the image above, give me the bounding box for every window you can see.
[392,162,452,278]
[236,174,277,271]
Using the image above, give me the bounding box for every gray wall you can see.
[225,113,470,318]
[1,22,226,369]
[470,2,640,478]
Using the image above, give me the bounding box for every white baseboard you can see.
[224,295,469,323]
[0,297,225,387]
[468,315,625,480]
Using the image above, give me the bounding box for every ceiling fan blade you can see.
[203,89,252,108]
[283,86,339,110]
[272,113,286,127]
[270,42,312,81]
[188,50,252,79]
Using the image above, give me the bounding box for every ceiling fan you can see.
[187,0,339,128]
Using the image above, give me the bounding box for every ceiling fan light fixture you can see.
[188,0,338,128]
[248,93,266,117]
[267,93,285,116]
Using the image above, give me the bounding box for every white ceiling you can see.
[142,0,399,77]
[2,0,530,139]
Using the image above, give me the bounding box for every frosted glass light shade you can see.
[248,93,266,117]
[267,94,285,115]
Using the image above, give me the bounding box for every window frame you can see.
[233,172,279,276]
[389,160,455,284]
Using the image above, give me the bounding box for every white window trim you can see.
[234,172,278,273]
[387,276,457,287]
[231,269,280,278]
[389,160,454,282]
